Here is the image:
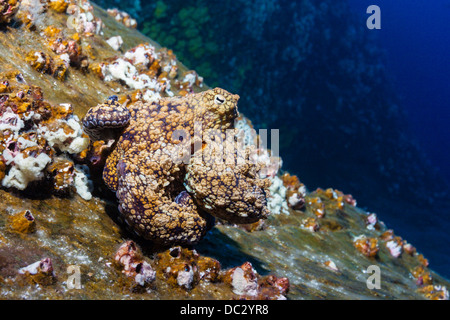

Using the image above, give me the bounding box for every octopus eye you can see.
[107,95,119,103]
[214,94,225,105]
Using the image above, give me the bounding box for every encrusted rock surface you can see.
[0,1,448,300]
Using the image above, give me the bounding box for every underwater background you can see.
[93,0,449,277]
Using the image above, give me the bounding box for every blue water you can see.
[347,0,450,277]
[347,0,450,183]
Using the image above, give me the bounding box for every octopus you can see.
[82,88,270,245]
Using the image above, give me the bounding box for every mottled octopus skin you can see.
[185,137,271,224]
[82,96,131,141]
[83,88,270,245]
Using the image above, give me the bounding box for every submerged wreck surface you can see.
[0,0,448,300]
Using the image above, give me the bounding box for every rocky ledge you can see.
[0,0,448,300]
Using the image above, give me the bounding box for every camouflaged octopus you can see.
[82,88,270,245]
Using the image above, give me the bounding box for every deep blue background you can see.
[348,0,450,184]
[346,0,450,277]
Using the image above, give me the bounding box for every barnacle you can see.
[0,75,90,198]
[0,0,21,24]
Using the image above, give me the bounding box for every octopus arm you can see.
[185,143,271,224]
[116,160,212,245]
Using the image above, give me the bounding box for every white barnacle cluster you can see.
[106,8,137,29]
[101,58,158,90]
[267,176,290,215]
[100,44,175,99]
[123,44,158,67]
[366,212,377,230]
[0,97,92,200]
[288,184,306,207]
[182,73,197,87]
[106,35,123,51]
[231,266,259,297]
[177,265,195,290]
[74,164,93,201]
[17,0,48,28]
[233,116,282,178]
[234,116,258,147]
[179,70,203,90]
[233,116,289,215]
[114,241,156,287]
[66,0,103,35]
[1,108,51,190]
[38,114,89,154]
[18,0,103,34]
[2,152,51,190]
[18,258,54,276]
[386,239,402,258]
[434,286,449,300]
